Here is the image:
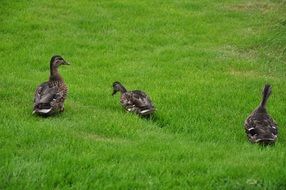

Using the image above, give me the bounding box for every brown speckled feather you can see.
[244,85,278,145]
[113,82,155,117]
[33,55,69,116]
[120,90,155,116]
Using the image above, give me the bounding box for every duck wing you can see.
[121,90,155,116]
[131,90,153,108]
[33,82,58,114]
[34,82,57,105]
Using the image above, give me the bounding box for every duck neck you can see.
[259,85,271,108]
[119,85,127,94]
[49,65,62,81]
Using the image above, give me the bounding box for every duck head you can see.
[112,81,127,96]
[50,55,69,68]
[49,55,69,81]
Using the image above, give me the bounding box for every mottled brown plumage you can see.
[244,84,278,145]
[33,55,69,116]
[112,81,155,117]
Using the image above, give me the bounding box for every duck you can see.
[244,84,278,145]
[112,81,155,117]
[33,55,69,116]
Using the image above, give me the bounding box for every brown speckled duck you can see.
[244,84,278,145]
[33,55,69,116]
[112,81,155,117]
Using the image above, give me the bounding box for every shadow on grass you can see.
[142,113,170,129]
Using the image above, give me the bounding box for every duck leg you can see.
[59,103,64,112]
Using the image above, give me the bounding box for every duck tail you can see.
[139,107,155,116]
[33,103,53,115]
[255,134,277,146]
[260,84,272,108]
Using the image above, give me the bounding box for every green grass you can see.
[1,0,286,189]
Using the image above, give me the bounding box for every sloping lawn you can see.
[1,0,286,189]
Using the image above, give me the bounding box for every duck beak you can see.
[112,90,117,96]
[63,60,70,65]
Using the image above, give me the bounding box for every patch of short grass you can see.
[1,0,286,189]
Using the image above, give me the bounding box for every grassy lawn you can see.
[1,0,286,189]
